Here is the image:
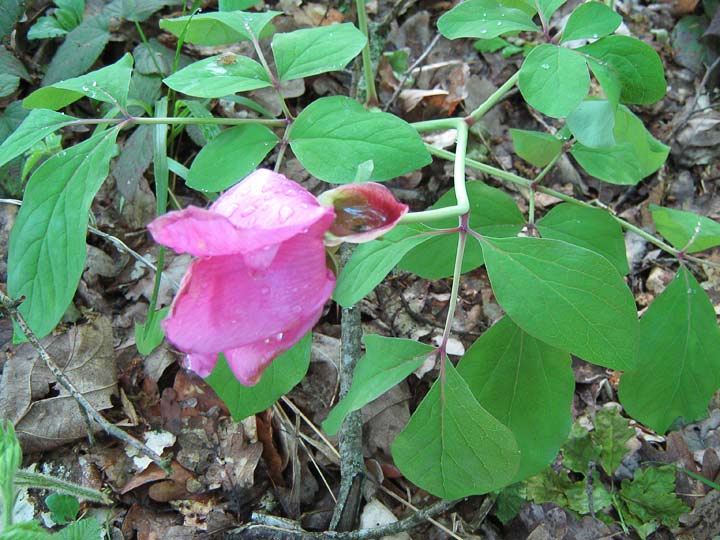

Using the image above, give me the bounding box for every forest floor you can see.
[1,0,720,538]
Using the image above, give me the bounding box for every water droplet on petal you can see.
[292,305,302,313]
[240,205,256,217]
[279,206,293,222]
[300,203,309,209]
[261,287,270,295]
[264,337,271,344]
[276,332,283,341]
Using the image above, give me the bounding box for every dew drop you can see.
[292,306,302,313]
[264,337,271,344]
[300,203,309,209]
[480,29,488,34]
[81,85,89,92]
[240,205,256,217]
[276,332,283,341]
[91,81,97,87]
[592,33,598,38]
[261,287,270,295]
[541,63,550,69]
[231,319,237,324]
[279,205,293,222]
[496,21,502,25]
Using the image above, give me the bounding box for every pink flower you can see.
[318,183,409,246]
[148,169,336,386]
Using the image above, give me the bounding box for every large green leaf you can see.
[103,0,184,23]
[510,129,562,167]
[619,268,720,433]
[42,15,111,86]
[560,2,622,43]
[480,236,638,370]
[8,129,119,339]
[0,0,25,40]
[458,317,574,481]
[272,23,366,82]
[519,44,590,118]
[536,203,629,274]
[187,124,278,192]
[205,333,311,421]
[398,182,524,279]
[438,0,538,40]
[578,35,666,105]
[0,46,30,98]
[159,10,279,45]
[594,407,635,475]
[0,109,78,169]
[566,99,616,148]
[650,205,720,253]
[25,53,133,110]
[333,225,432,307]
[323,335,435,435]
[290,96,431,183]
[532,0,566,20]
[53,518,103,540]
[163,54,272,98]
[392,360,520,499]
[570,104,668,185]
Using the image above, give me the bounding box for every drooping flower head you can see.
[149,169,336,385]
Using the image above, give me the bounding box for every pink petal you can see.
[318,182,408,246]
[185,352,218,378]
[162,232,335,355]
[148,169,334,257]
[223,305,322,386]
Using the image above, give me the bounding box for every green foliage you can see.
[0,522,50,540]
[205,334,312,421]
[560,2,622,43]
[0,110,77,169]
[566,99,616,148]
[510,129,562,167]
[617,467,690,539]
[8,129,119,339]
[519,45,589,118]
[458,317,574,481]
[52,518,103,540]
[187,125,278,192]
[480,237,638,370]
[0,47,30,99]
[569,104,669,185]
[536,204,629,275]
[619,268,720,433]
[438,0,538,40]
[398,182,525,279]
[594,408,635,475]
[0,0,25,40]
[135,307,170,356]
[290,96,431,183]
[392,360,520,499]
[271,24,366,81]
[525,469,613,515]
[44,494,79,525]
[650,205,720,253]
[333,225,432,307]
[163,54,272,98]
[159,10,279,45]
[28,0,84,40]
[323,336,435,435]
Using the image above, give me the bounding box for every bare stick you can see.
[0,291,172,473]
[383,33,442,112]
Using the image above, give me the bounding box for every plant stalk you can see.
[464,71,520,124]
[356,0,379,107]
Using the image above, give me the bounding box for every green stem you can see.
[400,119,470,224]
[14,471,111,504]
[132,116,286,127]
[464,71,519,124]
[356,0,378,107]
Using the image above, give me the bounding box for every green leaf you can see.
[220,0,259,9]
[0,522,49,540]
[566,99,616,148]
[186,124,278,192]
[560,2,622,43]
[323,336,435,436]
[650,205,720,253]
[495,484,526,524]
[103,0,183,23]
[519,44,589,118]
[8,129,119,339]
[570,104,669,185]
[618,466,689,536]
[42,15,111,86]
[532,0,566,20]
[45,494,80,525]
[536,203,629,274]
[0,0,25,40]
[392,360,520,498]
[398,182,524,279]
[205,333,311,421]
[672,16,711,74]
[586,57,621,109]
[526,468,612,515]
[564,471,613,514]
[510,129,562,167]
[0,46,30,98]
[480,236,638,370]
[458,317,574,481]
[28,16,70,39]
[178,99,221,146]
[25,53,133,110]
[619,268,720,433]
[333,225,432,307]
[53,518,103,540]
[578,35,666,105]
[272,23,366,82]
[163,54,272,98]
[593,407,634,475]
[438,0,538,40]
[0,110,78,169]
[561,421,601,473]
[159,10,279,46]
[135,307,170,356]
[290,96,431,183]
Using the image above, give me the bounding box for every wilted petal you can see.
[223,306,321,386]
[318,182,408,246]
[162,233,335,355]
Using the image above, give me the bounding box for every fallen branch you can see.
[0,290,172,474]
